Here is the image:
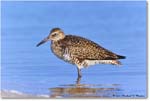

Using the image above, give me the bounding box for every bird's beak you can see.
[36,37,49,47]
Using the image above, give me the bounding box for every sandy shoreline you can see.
[0,90,49,99]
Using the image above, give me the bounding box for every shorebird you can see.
[37,28,125,78]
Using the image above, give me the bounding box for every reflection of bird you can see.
[37,28,125,78]
[49,82,120,98]
[49,76,120,98]
[50,87,118,98]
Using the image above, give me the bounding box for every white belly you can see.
[80,60,120,68]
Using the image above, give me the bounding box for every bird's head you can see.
[36,28,65,47]
[49,28,65,41]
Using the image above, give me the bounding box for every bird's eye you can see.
[52,33,57,37]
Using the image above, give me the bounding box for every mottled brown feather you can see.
[56,35,121,61]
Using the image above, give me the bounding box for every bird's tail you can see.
[117,55,126,59]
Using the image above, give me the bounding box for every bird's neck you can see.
[52,35,65,42]
[60,34,65,40]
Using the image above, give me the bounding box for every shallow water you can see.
[1,1,147,98]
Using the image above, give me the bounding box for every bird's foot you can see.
[76,75,82,84]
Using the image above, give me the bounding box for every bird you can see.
[36,28,125,78]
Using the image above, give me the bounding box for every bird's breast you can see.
[51,42,64,59]
[51,41,73,63]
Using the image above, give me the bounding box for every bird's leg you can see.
[76,76,81,85]
[77,67,82,78]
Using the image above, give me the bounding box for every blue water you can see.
[1,1,147,98]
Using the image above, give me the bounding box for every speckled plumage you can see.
[37,28,125,78]
[51,35,124,67]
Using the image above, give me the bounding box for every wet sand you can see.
[1,90,49,99]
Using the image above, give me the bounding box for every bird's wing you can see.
[61,35,119,60]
